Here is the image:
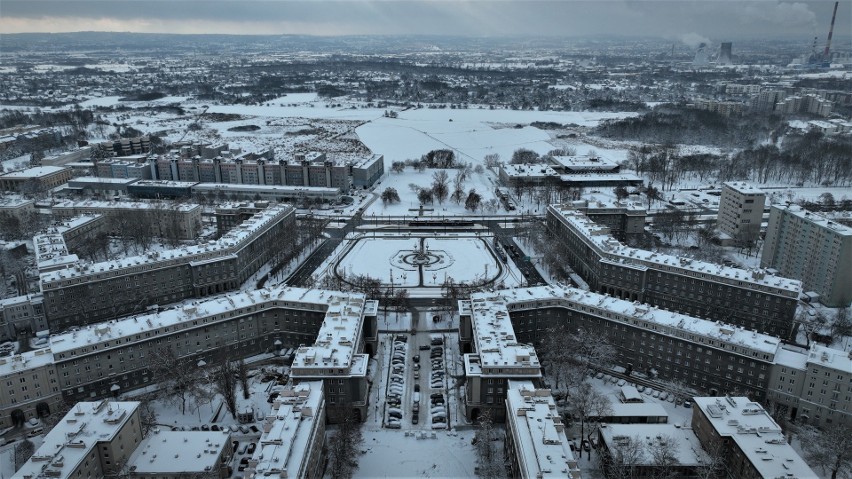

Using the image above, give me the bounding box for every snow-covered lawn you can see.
[336,236,502,287]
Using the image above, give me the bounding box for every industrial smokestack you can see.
[822,1,839,59]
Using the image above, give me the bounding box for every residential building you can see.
[767,344,852,427]
[351,154,384,189]
[0,294,47,340]
[247,381,325,479]
[213,202,270,236]
[691,397,817,479]
[127,430,232,479]
[39,205,293,330]
[470,286,781,402]
[62,177,139,198]
[190,182,339,204]
[458,298,542,422]
[546,205,801,338]
[0,286,376,429]
[597,423,709,478]
[504,380,580,479]
[0,166,72,193]
[290,296,378,423]
[560,199,646,239]
[717,182,765,244]
[50,199,202,240]
[12,400,143,479]
[761,204,852,307]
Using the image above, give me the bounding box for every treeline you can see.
[626,129,852,188]
[596,104,783,148]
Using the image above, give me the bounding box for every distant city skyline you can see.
[1,0,849,46]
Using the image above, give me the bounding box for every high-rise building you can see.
[761,204,852,307]
[717,182,765,244]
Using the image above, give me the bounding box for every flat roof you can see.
[693,397,816,478]
[128,431,228,474]
[490,286,783,356]
[607,402,669,418]
[291,293,369,376]
[548,205,801,293]
[506,380,580,479]
[466,297,541,374]
[723,181,764,195]
[772,204,852,237]
[598,423,708,466]
[13,401,138,479]
[47,285,339,356]
[250,381,324,478]
[807,344,852,374]
[1,166,68,178]
[68,176,139,185]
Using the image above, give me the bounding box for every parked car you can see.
[582,440,591,452]
[247,443,256,454]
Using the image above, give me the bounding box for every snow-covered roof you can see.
[557,172,642,183]
[1,165,68,178]
[47,285,340,356]
[191,182,339,195]
[806,344,852,374]
[501,163,560,178]
[464,297,541,376]
[692,397,816,478]
[13,400,139,479]
[128,430,228,474]
[548,205,801,294]
[550,154,619,171]
[51,199,200,212]
[68,176,139,185]
[0,196,35,208]
[772,204,852,237]
[291,294,370,378]
[568,198,645,213]
[722,181,764,195]
[40,204,290,285]
[598,423,709,466]
[0,346,54,377]
[131,179,197,188]
[773,345,809,370]
[350,153,383,168]
[607,402,669,418]
[33,233,77,272]
[505,380,580,479]
[489,285,782,357]
[249,381,324,478]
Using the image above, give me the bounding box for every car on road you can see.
[582,440,591,452]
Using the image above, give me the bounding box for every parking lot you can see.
[380,331,453,431]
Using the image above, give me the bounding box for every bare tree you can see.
[473,410,505,477]
[432,170,449,205]
[237,359,250,400]
[213,359,238,420]
[601,435,643,479]
[14,438,35,471]
[147,347,205,415]
[694,440,725,479]
[484,153,501,169]
[138,397,159,437]
[327,408,363,479]
[831,307,851,341]
[647,434,680,479]
[571,382,612,456]
[797,423,852,479]
[451,169,466,205]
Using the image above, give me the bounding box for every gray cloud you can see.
[0,1,847,39]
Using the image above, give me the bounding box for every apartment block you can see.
[717,182,765,243]
[0,286,376,430]
[290,296,379,423]
[458,298,542,422]
[12,400,143,479]
[0,196,35,219]
[470,286,781,403]
[767,344,852,427]
[546,205,801,338]
[691,397,816,479]
[39,205,293,331]
[247,381,326,479]
[504,380,580,479]
[50,200,202,240]
[761,204,852,307]
[351,154,384,189]
[560,199,646,239]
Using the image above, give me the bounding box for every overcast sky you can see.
[1,1,849,44]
